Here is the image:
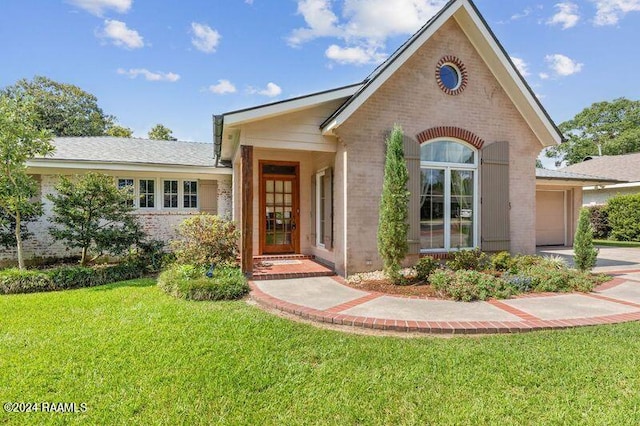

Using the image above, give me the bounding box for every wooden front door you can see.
[260,162,300,254]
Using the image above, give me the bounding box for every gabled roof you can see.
[535,168,623,185]
[320,0,562,148]
[561,153,640,182]
[27,137,230,172]
[223,83,362,126]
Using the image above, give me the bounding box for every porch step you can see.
[253,254,314,261]
[252,256,335,281]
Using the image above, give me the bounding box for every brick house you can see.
[6,0,614,273]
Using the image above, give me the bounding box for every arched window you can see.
[420,139,478,251]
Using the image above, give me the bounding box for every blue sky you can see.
[1,0,639,163]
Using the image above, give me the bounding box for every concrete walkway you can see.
[537,246,640,273]
[250,269,640,334]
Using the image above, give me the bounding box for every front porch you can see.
[252,255,335,280]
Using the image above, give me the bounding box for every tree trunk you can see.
[15,211,25,270]
[81,246,88,266]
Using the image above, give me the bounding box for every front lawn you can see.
[595,239,640,248]
[2,280,640,424]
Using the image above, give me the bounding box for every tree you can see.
[47,173,144,266]
[377,125,410,284]
[0,96,54,269]
[148,124,176,141]
[106,124,133,138]
[574,207,598,272]
[1,76,115,137]
[546,98,640,166]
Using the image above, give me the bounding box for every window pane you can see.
[420,169,445,250]
[139,179,155,208]
[450,170,474,248]
[163,180,178,208]
[421,140,474,164]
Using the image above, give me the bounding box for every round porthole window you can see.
[436,56,467,95]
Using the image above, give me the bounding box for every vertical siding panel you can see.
[199,180,218,214]
[481,142,510,252]
[404,137,421,255]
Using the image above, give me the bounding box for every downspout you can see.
[213,114,224,167]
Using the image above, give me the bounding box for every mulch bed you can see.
[346,279,439,298]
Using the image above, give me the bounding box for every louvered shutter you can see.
[481,142,510,252]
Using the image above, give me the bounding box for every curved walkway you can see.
[250,270,640,334]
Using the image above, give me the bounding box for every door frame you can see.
[259,160,300,255]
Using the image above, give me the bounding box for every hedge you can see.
[158,264,249,301]
[607,194,640,242]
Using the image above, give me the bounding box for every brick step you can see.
[253,254,315,261]
[252,270,336,281]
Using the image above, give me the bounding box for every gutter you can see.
[213,114,224,167]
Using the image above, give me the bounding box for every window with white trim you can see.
[183,180,198,208]
[163,180,179,208]
[420,139,478,251]
[139,179,155,208]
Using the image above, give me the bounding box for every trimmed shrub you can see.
[171,214,240,267]
[158,264,249,301]
[502,273,534,293]
[574,207,598,272]
[414,256,439,282]
[0,269,52,294]
[509,255,542,274]
[587,205,611,239]
[431,269,515,302]
[446,248,489,271]
[490,251,512,272]
[607,193,640,242]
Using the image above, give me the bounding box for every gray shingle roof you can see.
[560,153,640,182]
[536,168,623,183]
[39,137,217,167]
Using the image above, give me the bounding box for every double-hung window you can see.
[183,180,198,208]
[163,180,179,208]
[117,178,135,207]
[139,179,155,208]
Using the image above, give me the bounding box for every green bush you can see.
[158,264,249,301]
[587,205,611,239]
[574,207,598,272]
[414,256,439,281]
[0,269,52,294]
[431,269,515,302]
[508,255,542,274]
[490,251,512,272]
[446,248,489,271]
[170,214,240,267]
[48,266,95,289]
[607,194,640,241]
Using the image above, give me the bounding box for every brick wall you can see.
[1,173,234,266]
[334,19,542,273]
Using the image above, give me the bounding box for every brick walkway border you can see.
[249,273,640,335]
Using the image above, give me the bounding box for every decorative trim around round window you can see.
[436,56,467,95]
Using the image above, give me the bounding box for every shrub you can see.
[414,256,440,281]
[377,125,410,284]
[574,207,598,272]
[171,214,240,267]
[509,255,542,274]
[587,205,611,239]
[502,273,534,293]
[158,264,249,301]
[431,269,515,302]
[607,193,640,242]
[539,255,569,270]
[446,248,489,271]
[0,268,52,294]
[129,239,167,273]
[48,266,95,289]
[490,251,512,272]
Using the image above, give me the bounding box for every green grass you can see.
[2,280,640,425]
[595,239,640,248]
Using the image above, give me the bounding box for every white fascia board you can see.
[456,2,561,147]
[26,159,233,175]
[224,85,362,127]
[584,182,640,191]
[321,3,461,136]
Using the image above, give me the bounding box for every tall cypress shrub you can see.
[377,125,409,283]
[574,207,598,272]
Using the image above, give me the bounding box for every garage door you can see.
[536,191,565,246]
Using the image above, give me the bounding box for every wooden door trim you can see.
[259,161,300,255]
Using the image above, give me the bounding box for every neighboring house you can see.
[560,153,640,205]
[534,169,620,246]
[0,137,232,265]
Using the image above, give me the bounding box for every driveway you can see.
[537,246,640,272]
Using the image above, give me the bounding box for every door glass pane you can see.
[450,170,474,248]
[420,169,445,250]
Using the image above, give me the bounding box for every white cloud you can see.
[117,68,180,82]
[539,72,550,80]
[67,0,131,16]
[99,19,144,49]
[245,0,254,4]
[547,2,580,29]
[208,79,237,94]
[249,82,282,97]
[510,56,530,77]
[591,0,640,25]
[544,54,583,76]
[288,0,448,65]
[325,44,386,65]
[190,22,221,53]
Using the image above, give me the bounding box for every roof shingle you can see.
[560,153,640,182]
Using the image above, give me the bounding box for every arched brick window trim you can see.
[416,126,485,150]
